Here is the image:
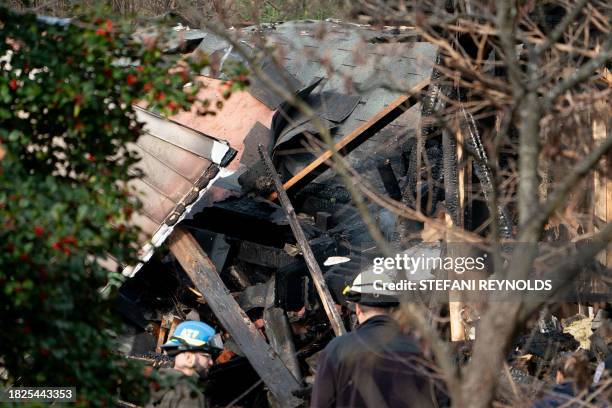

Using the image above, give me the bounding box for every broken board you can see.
[168,227,302,407]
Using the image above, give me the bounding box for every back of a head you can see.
[558,350,591,391]
[357,303,394,315]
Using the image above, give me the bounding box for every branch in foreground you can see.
[533,0,590,57]
[536,133,612,230]
[520,221,612,322]
[544,39,612,107]
[200,20,397,258]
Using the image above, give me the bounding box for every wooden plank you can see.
[155,324,167,354]
[377,159,402,200]
[237,240,296,269]
[593,109,611,308]
[448,128,467,342]
[260,147,347,336]
[168,317,181,339]
[168,227,302,407]
[263,307,302,382]
[228,265,252,290]
[448,300,465,341]
[267,78,430,200]
[263,278,300,381]
[594,114,612,267]
[446,213,466,342]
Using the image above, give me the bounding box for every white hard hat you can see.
[343,268,400,307]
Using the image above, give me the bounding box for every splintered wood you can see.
[594,111,612,268]
[446,127,467,342]
[259,146,347,336]
[168,227,302,408]
[267,78,430,201]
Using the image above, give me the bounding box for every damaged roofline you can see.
[133,105,237,166]
[123,167,234,277]
[121,106,239,277]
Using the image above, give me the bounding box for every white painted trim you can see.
[210,140,230,165]
[122,167,230,277]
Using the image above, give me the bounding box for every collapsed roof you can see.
[104,107,235,277]
[193,20,437,180]
[121,20,439,276]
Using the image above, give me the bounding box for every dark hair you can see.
[555,350,591,390]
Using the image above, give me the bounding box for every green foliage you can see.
[0,8,232,406]
[233,0,341,23]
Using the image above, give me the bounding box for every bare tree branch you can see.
[200,20,398,257]
[533,0,590,57]
[544,39,612,107]
[537,133,612,229]
[520,220,612,322]
[495,0,524,94]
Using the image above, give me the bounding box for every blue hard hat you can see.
[161,321,218,352]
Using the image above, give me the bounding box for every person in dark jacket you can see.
[146,320,222,408]
[532,350,602,408]
[311,271,443,408]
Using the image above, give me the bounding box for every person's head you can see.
[173,350,214,378]
[161,320,222,378]
[344,270,399,324]
[354,303,393,324]
[553,350,591,390]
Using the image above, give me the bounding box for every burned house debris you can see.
[108,19,611,408]
[111,20,443,406]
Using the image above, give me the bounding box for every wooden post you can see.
[444,127,466,342]
[168,316,181,339]
[260,146,347,336]
[168,227,302,407]
[263,307,302,382]
[594,111,612,268]
[155,323,167,354]
[262,276,301,382]
[593,105,611,311]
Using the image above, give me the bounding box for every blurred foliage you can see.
[8,0,344,25]
[232,0,341,23]
[0,7,246,406]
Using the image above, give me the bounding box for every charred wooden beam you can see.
[259,147,347,336]
[262,276,301,381]
[267,78,430,200]
[236,234,337,271]
[274,235,338,311]
[315,211,331,231]
[155,329,166,354]
[306,234,338,263]
[442,129,460,226]
[236,240,296,269]
[168,227,302,407]
[377,159,402,200]
[263,307,302,383]
[227,265,252,291]
[275,266,306,311]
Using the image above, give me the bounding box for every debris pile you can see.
[108,19,612,407]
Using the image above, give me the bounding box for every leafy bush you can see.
[0,8,223,406]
